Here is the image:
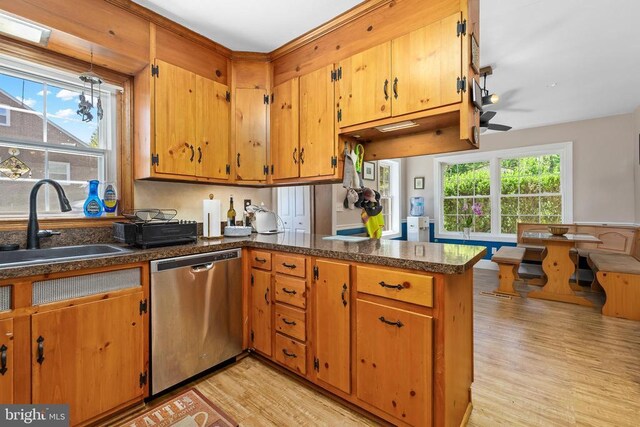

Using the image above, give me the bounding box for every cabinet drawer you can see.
[251,251,272,270]
[275,333,306,375]
[274,254,306,278]
[275,304,306,342]
[356,265,433,307]
[275,275,306,309]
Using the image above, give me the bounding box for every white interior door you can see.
[277,186,311,234]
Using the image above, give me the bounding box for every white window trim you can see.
[0,107,9,126]
[379,159,401,239]
[433,142,573,242]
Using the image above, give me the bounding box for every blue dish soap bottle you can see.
[84,180,103,217]
[102,182,118,215]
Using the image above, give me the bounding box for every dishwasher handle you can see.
[152,249,241,272]
[191,263,214,273]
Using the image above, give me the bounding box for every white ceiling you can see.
[132,0,362,52]
[481,0,640,131]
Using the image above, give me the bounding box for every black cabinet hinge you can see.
[457,19,467,37]
[313,265,319,280]
[139,371,148,387]
[271,93,274,103]
[331,156,337,168]
[337,67,342,80]
[337,109,342,122]
[331,67,342,82]
[151,154,159,166]
[457,76,467,94]
[225,91,231,102]
[263,94,270,105]
[151,65,159,77]
[251,274,254,286]
[139,299,148,315]
[251,330,255,342]
[263,165,269,175]
[331,70,336,82]
[271,164,274,175]
[314,357,320,372]
[225,164,231,175]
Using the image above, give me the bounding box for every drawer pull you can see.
[36,336,45,365]
[264,288,270,305]
[0,344,6,375]
[282,349,297,358]
[379,316,404,328]
[282,287,297,295]
[379,281,405,290]
[341,283,348,307]
[282,318,297,326]
[282,262,297,269]
[254,257,267,263]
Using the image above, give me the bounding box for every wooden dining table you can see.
[521,231,602,306]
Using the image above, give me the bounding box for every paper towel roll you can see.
[203,198,222,238]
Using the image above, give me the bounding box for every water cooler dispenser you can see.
[407,216,430,242]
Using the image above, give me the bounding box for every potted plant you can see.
[460,202,483,240]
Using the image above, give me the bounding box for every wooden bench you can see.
[492,246,526,296]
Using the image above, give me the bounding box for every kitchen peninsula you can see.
[0,233,484,426]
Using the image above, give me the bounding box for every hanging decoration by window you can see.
[0,148,31,179]
[77,51,103,122]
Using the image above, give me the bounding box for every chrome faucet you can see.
[27,179,72,249]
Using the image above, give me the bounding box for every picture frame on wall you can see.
[363,161,375,181]
[414,176,425,189]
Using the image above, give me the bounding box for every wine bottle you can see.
[227,196,236,226]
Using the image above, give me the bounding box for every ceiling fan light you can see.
[482,93,500,105]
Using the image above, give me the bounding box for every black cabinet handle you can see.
[282,349,297,358]
[197,147,202,163]
[189,145,195,162]
[36,336,45,365]
[293,148,298,164]
[237,153,241,167]
[379,281,404,290]
[281,287,297,295]
[264,288,270,305]
[341,283,348,307]
[0,344,6,375]
[299,147,305,164]
[379,316,404,328]
[383,79,389,100]
[282,318,297,326]
[282,262,297,269]
[254,257,267,264]
[393,77,399,99]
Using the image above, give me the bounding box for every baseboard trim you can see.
[460,402,473,426]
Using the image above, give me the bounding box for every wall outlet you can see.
[491,247,497,254]
[335,202,344,212]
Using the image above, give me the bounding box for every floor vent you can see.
[480,291,513,300]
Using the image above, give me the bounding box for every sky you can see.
[0,71,100,145]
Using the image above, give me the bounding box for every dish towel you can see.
[342,146,362,189]
[362,210,385,239]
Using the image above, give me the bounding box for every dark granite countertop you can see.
[0,233,486,280]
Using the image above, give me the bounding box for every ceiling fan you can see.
[478,66,512,132]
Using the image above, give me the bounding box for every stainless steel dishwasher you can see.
[150,249,243,395]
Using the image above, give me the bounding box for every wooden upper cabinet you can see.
[391,12,463,116]
[31,293,145,426]
[299,64,336,178]
[0,318,13,404]
[337,42,392,127]
[196,76,230,179]
[270,78,299,180]
[235,88,268,182]
[250,268,272,356]
[154,59,197,176]
[314,260,351,394]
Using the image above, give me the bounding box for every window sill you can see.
[0,215,124,231]
[434,232,517,243]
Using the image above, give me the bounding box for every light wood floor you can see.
[122,269,640,426]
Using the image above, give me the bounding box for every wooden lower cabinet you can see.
[31,292,145,426]
[0,318,13,404]
[356,299,433,427]
[250,268,272,356]
[275,333,306,375]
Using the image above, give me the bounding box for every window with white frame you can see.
[0,107,9,126]
[0,54,119,216]
[378,159,401,237]
[434,142,572,239]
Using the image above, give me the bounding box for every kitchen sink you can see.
[0,244,132,268]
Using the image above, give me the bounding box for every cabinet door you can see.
[356,299,432,426]
[314,260,350,393]
[235,88,268,182]
[270,78,299,180]
[32,293,144,426]
[154,59,197,176]
[0,318,13,404]
[251,268,272,356]
[391,13,462,116]
[196,76,230,180]
[299,65,336,178]
[337,42,392,127]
